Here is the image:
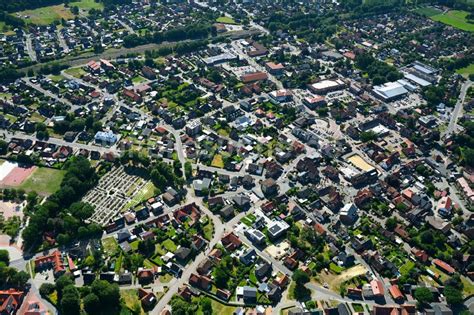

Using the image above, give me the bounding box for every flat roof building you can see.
[373,82,408,101]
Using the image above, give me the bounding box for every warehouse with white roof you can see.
[372,81,408,101]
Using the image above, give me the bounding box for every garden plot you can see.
[84,166,149,225]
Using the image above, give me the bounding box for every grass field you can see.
[102,237,119,255]
[121,289,145,315]
[431,10,474,32]
[414,6,442,17]
[211,154,224,168]
[216,16,237,24]
[456,63,474,77]
[69,0,104,11]
[132,76,147,84]
[16,0,102,25]
[64,67,87,78]
[17,5,75,25]
[162,239,177,252]
[210,299,236,315]
[18,167,66,195]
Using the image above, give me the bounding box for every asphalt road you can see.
[445,80,473,136]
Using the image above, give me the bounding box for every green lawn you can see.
[130,240,139,251]
[159,273,172,283]
[216,16,237,24]
[69,0,104,11]
[241,217,252,226]
[18,167,66,195]
[114,252,123,273]
[211,154,224,168]
[121,289,145,315]
[132,76,147,84]
[102,237,119,255]
[17,5,75,25]
[203,220,214,241]
[162,239,177,252]
[431,10,474,32]
[329,262,344,274]
[352,304,364,312]
[399,261,415,276]
[64,67,87,78]
[456,63,474,77]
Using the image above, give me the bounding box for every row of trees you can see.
[123,24,211,48]
[22,156,100,250]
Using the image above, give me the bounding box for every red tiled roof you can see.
[241,72,268,83]
[370,279,385,296]
[433,259,455,274]
[389,285,403,300]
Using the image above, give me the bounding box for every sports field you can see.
[18,167,66,195]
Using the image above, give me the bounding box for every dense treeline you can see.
[22,156,101,251]
[0,67,23,84]
[0,10,25,28]
[123,23,211,48]
[356,52,403,85]
[0,0,63,12]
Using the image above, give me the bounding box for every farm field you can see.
[16,0,101,25]
[431,10,474,32]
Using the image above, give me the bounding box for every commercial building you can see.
[309,79,345,94]
[372,81,408,101]
[203,52,237,66]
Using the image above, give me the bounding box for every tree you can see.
[0,140,7,155]
[11,270,29,288]
[184,161,192,179]
[292,269,310,285]
[385,217,397,231]
[55,274,74,297]
[213,265,229,288]
[200,297,212,315]
[444,285,463,306]
[83,293,100,315]
[39,283,55,297]
[129,253,144,272]
[91,279,120,308]
[60,285,80,315]
[414,287,434,307]
[0,250,9,265]
[170,296,195,314]
[292,269,311,301]
[138,239,154,257]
